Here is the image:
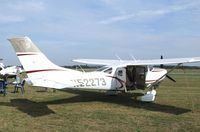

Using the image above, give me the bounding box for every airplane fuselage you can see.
[39,65,167,91]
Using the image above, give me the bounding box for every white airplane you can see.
[8,36,200,102]
[0,62,23,78]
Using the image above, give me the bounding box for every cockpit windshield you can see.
[149,66,154,71]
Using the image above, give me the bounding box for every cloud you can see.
[99,1,200,24]
[1,0,200,65]
[0,1,46,23]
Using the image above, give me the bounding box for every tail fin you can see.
[8,36,63,72]
[8,36,79,89]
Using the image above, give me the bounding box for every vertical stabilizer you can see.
[8,36,62,72]
[8,36,80,89]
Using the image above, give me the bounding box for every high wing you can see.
[73,57,200,66]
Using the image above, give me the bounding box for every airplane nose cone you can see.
[156,68,167,81]
[163,69,167,75]
[160,69,168,81]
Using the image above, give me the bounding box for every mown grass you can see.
[0,69,200,132]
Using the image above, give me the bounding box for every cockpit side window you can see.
[96,66,112,74]
[96,66,109,71]
[104,68,112,74]
[149,66,154,71]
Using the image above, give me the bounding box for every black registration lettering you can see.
[72,78,106,87]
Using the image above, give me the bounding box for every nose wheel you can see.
[136,90,157,102]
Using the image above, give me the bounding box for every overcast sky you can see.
[1,0,200,66]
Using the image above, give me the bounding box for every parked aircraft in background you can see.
[8,36,200,102]
[0,62,23,78]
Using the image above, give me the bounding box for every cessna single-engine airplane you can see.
[8,36,200,102]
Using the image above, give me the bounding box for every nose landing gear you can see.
[136,90,157,102]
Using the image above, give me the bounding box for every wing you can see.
[73,57,200,66]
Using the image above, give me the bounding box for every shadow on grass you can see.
[0,99,55,117]
[43,89,191,115]
[10,99,55,117]
[0,90,191,117]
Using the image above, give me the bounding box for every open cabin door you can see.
[126,66,146,90]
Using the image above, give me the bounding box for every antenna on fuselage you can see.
[115,54,122,62]
[129,54,137,62]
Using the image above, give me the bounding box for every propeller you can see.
[160,55,176,82]
[166,75,176,82]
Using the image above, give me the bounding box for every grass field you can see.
[0,69,200,132]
